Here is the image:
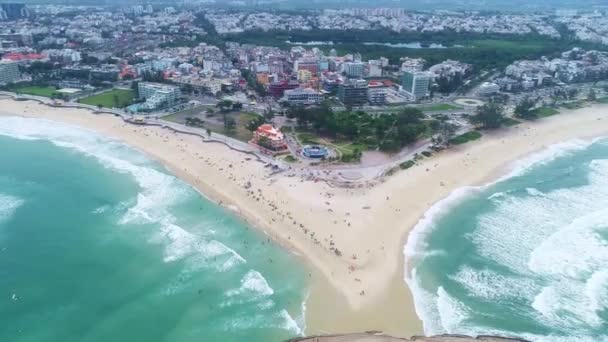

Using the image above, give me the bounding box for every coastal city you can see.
[2,3,608,179]
[3,1,608,342]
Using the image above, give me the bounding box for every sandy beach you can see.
[2,96,608,337]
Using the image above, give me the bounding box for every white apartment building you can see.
[477,82,500,96]
[343,62,365,78]
[138,82,181,111]
[0,59,21,85]
[401,71,432,101]
[282,88,323,105]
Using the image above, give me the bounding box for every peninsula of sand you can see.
[2,96,608,337]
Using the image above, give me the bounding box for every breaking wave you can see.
[0,193,24,222]
[0,116,306,337]
[405,137,608,341]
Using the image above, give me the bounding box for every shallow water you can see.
[405,137,608,342]
[0,116,307,342]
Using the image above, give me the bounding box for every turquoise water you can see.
[0,116,307,342]
[405,138,608,341]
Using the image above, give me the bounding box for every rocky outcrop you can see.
[289,333,530,342]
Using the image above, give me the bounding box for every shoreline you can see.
[2,97,608,338]
[402,135,606,334]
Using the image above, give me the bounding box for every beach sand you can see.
[2,97,608,337]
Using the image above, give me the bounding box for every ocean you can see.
[405,138,608,341]
[0,116,307,342]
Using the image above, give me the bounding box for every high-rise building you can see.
[368,81,387,105]
[338,79,368,108]
[344,62,365,78]
[401,71,432,101]
[0,59,21,85]
[138,82,181,111]
[0,3,29,20]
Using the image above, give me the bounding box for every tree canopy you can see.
[514,97,537,119]
[471,103,505,129]
[287,104,428,152]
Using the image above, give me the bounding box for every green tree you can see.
[514,97,537,119]
[437,118,457,147]
[246,115,266,131]
[217,100,233,113]
[471,103,504,129]
[232,102,243,111]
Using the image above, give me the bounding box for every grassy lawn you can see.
[296,132,322,145]
[10,85,59,97]
[503,117,522,127]
[400,160,416,170]
[213,112,257,142]
[561,101,585,110]
[294,131,367,162]
[78,89,135,108]
[283,155,298,163]
[420,103,459,112]
[533,106,560,118]
[450,131,482,145]
[162,110,258,142]
[161,113,180,123]
[331,141,367,158]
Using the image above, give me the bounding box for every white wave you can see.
[404,186,481,262]
[451,266,538,301]
[585,270,608,315]
[403,136,608,338]
[0,116,249,271]
[404,138,599,266]
[226,270,274,298]
[92,205,110,214]
[223,309,303,335]
[525,188,544,196]
[0,193,24,222]
[297,292,309,335]
[280,309,304,336]
[487,190,510,201]
[436,286,469,334]
[528,208,608,279]
[498,138,594,182]
[403,268,445,334]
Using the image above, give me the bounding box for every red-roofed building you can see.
[250,124,287,152]
[3,52,45,62]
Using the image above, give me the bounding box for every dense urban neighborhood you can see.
[2,2,608,169]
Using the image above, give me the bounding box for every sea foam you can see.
[404,136,608,340]
[0,193,24,222]
[0,116,307,339]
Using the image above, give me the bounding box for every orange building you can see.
[250,124,287,151]
[256,72,270,85]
